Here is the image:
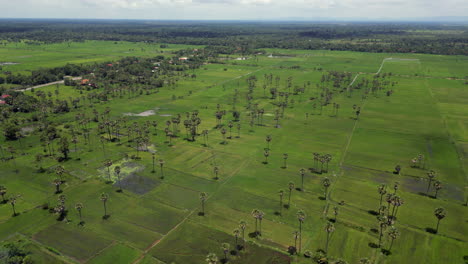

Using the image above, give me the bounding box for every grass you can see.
[0,41,467,264]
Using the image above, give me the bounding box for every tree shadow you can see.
[248,232,259,238]
[368,242,379,248]
[425,227,437,234]
[220,258,228,264]
[230,250,238,256]
[318,196,326,200]
[328,218,336,223]
[12,213,20,217]
[116,189,123,193]
[262,161,268,164]
[274,211,281,216]
[102,214,110,220]
[198,212,205,216]
[55,190,63,194]
[368,210,379,216]
[418,192,429,197]
[370,228,379,234]
[236,245,244,251]
[287,246,297,255]
[381,249,391,255]
[78,221,86,226]
[295,187,302,191]
[283,204,290,209]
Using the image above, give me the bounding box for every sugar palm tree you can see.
[282,153,288,168]
[426,170,436,195]
[299,168,306,191]
[114,166,122,192]
[220,128,227,144]
[100,193,109,218]
[251,209,260,234]
[433,180,442,199]
[103,160,113,182]
[53,178,62,194]
[265,135,272,149]
[393,182,399,194]
[263,149,270,164]
[228,122,233,139]
[239,220,247,248]
[199,192,207,216]
[378,215,388,248]
[55,165,65,182]
[333,206,339,222]
[213,166,219,180]
[75,203,83,223]
[387,226,399,251]
[233,228,240,248]
[9,195,19,216]
[0,185,6,203]
[257,210,265,235]
[296,210,306,253]
[159,159,165,179]
[434,207,446,234]
[206,253,218,264]
[322,177,331,200]
[325,222,335,254]
[288,182,295,208]
[278,190,284,215]
[378,184,387,208]
[221,243,230,262]
[292,231,299,251]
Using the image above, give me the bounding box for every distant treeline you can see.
[0,20,467,55]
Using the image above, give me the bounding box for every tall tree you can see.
[100,193,109,218]
[278,190,284,215]
[296,210,306,253]
[378,215,388,248]
[221,243,230,262]
[104,160,113,182]
[114,166,122,192]
[387,226,399,252]
[263,149,270,164]
[434,207,446,234]
[9,195,19,217]
[199,192,207,216]
[53,178,62,194]
[75,203,83,224]
[233,228,240,249]
[325,222,335,254]
[433,180,442,199]
[239,220,247,249]
[378,184,387,209]
[322,177,331,200]
[299,168,306,191]
[426,170,436,195]
[333,206,339,222]
[159,159,165,179]
[265,135,272,149]
[288,182,295,208]
[282,153,288,168]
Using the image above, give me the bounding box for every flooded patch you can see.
[124,110,156,117]
[0,62,19,66]
[117,173,159,195]
[159,114,172,117]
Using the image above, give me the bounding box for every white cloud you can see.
[1,0,467,19]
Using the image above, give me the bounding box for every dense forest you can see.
[0,19,467,55]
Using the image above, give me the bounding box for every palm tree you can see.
[322,177,331,200]
[426,170,436,195]
[55,165,65,182]
[100,193,109,218]
[394,165,401,175]
[251,209,260,234]
[378,215,388,248]
[114,166,122,192]
[239,220,247,248]
[159,159,165,179]
[233,228,240,249]
[265,135,272,149]
[151,153,156,173]
[393,197,404,220]
[278,190,284,215]
[296,210,306,253]
[393,182,399,194]
[263,149,270,164]
[213,166,219,180]
[53,178,62,194]
[433,180,442,199]
[75,203,83,223]
[221,243,230,262]
[257,210,265,235]
[325,222,335,254]
[236,123,241,138]
[387,226,399,251]
[333,206,339,222]
[282,153,288,168]
[292,231,299,251]
[220,128,227,144]
[199,192,208,215]
[299,168,306,191]
[206,253,218,264]
[0,185,6,203]
[9,195,19,216]
[288,182,295,208]
[434,207,446,234]
[228,122,233,139]
[378,184,387,208]
[104,160,113,182]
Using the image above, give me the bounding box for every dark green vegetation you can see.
[0,21,467,264]
[0,20,467,55]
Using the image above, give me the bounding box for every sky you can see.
[1,0,467,20]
